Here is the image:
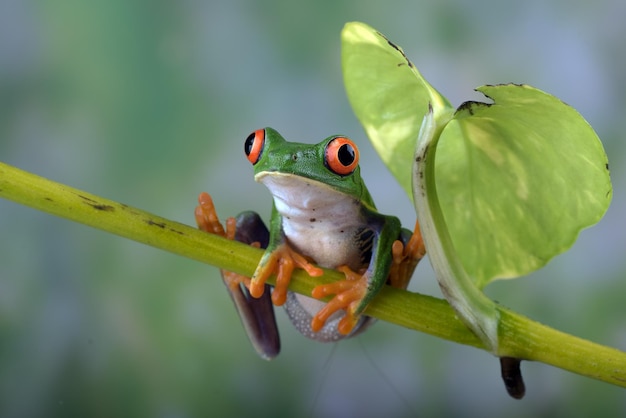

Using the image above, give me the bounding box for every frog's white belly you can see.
[257,171,375,341]
[257,172,367,270]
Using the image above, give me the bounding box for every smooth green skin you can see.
[342,22,612,351]
[252,128,375,204]
[251,127,403,328]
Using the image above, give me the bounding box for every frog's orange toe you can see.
[337,313,359,335]
[249,279,267,299]
[195,193,224,235]
[272,256,294,305]
[311,265,368,335]
[389,219,426,290]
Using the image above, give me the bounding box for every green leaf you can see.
[437,84,612,287]
[341,23,612,351]
[341,22,453,198]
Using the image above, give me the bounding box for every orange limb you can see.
[310,265,369,335]
[389,219,426,290]
[195,192,253,290]
[195,192,323,305]
[249,244,323,305]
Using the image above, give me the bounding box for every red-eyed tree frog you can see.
[195,128,425,359]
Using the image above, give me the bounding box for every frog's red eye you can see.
[245,129,265,164]
[325,137,359,175]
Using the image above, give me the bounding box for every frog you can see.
[195,127,425,359]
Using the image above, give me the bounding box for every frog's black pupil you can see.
[244,132,255,156]
[338,143,355,166]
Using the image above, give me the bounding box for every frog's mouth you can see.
[254,171,344,211]
[255,171,335,189]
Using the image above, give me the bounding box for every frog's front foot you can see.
[250,245,324,305]
[310,266,368,335]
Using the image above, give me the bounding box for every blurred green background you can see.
[1,0,625,417]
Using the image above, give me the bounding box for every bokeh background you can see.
[1,1,625,417]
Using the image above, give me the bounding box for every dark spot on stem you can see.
[90,203,115,211]
[145,219,166,228]
[77,194,97,203]
[76,194,114,211]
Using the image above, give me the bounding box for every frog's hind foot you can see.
[389,219,426,290]
[195,192,280,359]
[195,192,235,239]
[310,265,369,335]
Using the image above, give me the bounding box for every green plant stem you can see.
[1,161,625,388]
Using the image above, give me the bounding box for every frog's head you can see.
[244,127,369,200]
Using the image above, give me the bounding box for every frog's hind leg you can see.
[195,192,280,360]
[283,292,375,342]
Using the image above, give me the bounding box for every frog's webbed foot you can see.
[389,219,426,290]
[310,220,426,336]
[250,245,324,306]
[310,266,369,335]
